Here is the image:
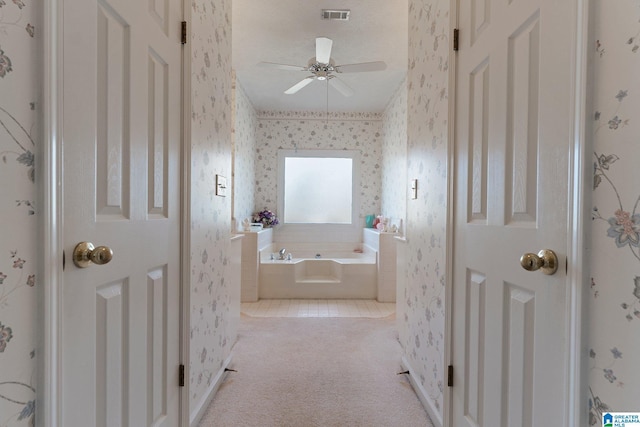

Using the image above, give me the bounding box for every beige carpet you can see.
[198,315,433,427]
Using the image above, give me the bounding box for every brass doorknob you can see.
[520,249,558,275]
[73,242,113,268]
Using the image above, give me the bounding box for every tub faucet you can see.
[278,248,287,260]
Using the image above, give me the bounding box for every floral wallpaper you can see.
[189,0,236,416]
[0,0,38,424]
[232,78,257,228]
[402,0,449,423]
[254,111,383,225]
[588,0,640,423]
[381,80,407,233]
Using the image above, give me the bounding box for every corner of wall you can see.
[188,0,235,415]
[189,354,233,426]
[401,357,444,427]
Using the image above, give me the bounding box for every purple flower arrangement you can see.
[252,209,279,228]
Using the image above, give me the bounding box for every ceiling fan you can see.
[258,37,387,97]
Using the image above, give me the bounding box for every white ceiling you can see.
[232,0,408,113]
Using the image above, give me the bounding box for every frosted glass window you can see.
[283,157,353,224]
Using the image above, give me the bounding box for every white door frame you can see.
[443,3,457,427]
[41,1,190,425]
[41,1,63,424]
[180,1,192,426]
[443,0,592,426]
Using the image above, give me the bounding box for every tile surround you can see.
[239,228,273,302]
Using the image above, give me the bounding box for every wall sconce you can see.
[216,174,227,197]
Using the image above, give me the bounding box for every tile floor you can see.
[241,299,395,318]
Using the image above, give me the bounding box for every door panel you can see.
[148,50,169,218]
[149,0,170,35]
[467,58,489,224]
[97,0,130,219]
[505,12,539,225]
[464,270,486,427]
[502,283,535,427]
[96,280,127,427]
[470,0,490,46]
[453,0,575,425]
[62,0,182,425]
[147,266,168,424]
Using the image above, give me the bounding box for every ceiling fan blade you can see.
[329,76,355,97]
[258,62,307,72]
[334,61,387,73]
[284,77,315,94]
[315,37,333,64]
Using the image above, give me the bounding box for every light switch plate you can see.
[216,174,227,197]
[410,179,418,199]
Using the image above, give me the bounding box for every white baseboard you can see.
[189,353,233,427]
[401,356,443,427]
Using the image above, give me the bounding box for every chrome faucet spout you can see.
[279,248,287,260]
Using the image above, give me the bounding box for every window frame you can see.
[276,149,361,237]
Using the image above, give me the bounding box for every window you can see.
[277,149,359,226]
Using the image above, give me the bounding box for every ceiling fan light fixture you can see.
[321,9,350,21]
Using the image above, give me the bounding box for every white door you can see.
[62,0,182,425]
[452,0,578,425]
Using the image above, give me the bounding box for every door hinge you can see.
[179,364,185,387]
[453,28,459,51]
[447,365,454,387]
[181,21,187,45]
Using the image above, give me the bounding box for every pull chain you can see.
[326,79,329,126]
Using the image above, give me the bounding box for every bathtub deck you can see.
[241,299,395,318]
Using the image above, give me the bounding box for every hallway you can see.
[198,300,433,427]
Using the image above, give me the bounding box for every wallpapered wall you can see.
[189,0,235,416]
[588,0,640,423]
[253,111,383,228]
[0,0,38,424]
[381,80,408,233]
[232,80,257,227]
[402,0,449,422]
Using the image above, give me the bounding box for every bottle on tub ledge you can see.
[241,217,264,232]
[365,214,375,228]
[373,215,390,232]
[371,215,399,233]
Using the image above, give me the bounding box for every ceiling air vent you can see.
[321,9,350,21]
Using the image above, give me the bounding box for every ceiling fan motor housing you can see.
[308,62,335,80]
